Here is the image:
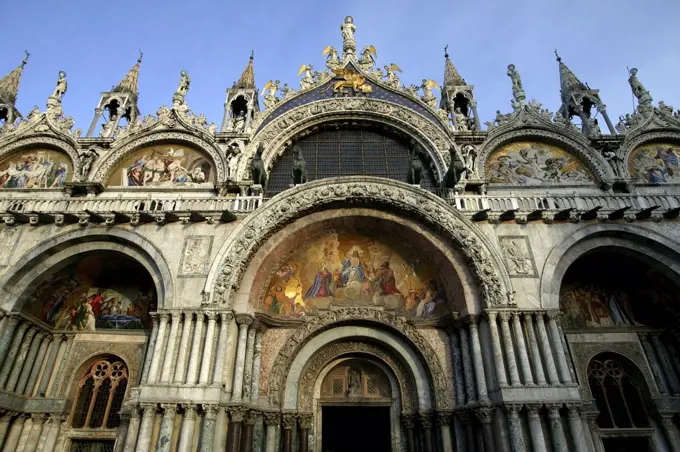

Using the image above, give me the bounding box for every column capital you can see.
[547,405,562,419]
[504,404,522,418]
[36,330,50,340]
[523,312,536,322]
[183,404,198,420]
[246,410,262,425]
[497,311,512,322]
[485,310,498,321]
[297,412,313,429]
[455,410,472,424]
[546,310,562,321]
[401,413,417,429]
[418,412,434,429]
[435,410,452,427]
[0,411,17,421]
[161,404,178,416]
[229,406,247,423]
[464,314,479,326]
[159,312,171,323]
[204,311,217,321]
[140,403,157,415]
[30,412,49,422]
[565,403,583,417]
[236,314,254,326]
[474,407,494,424]
[263,412,280,426]
[281,412,297,429]
[526,404,542,416]
[202,404,219,420]
[220,311,235,323]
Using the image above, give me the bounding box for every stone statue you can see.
[506,64,525,106]
[454,107,469,132]
[407,141,423,185]
[323,46,340,70]
[251,143,268,186]
[441,145,466,189]
[262,80,280,110]
[628,68,653,115]
[51,71,68,102]
[384,64,402,89]
[174,70,190,106]
[298,65,315,90]
[370,67,384,81]
[602,146,625,177]
[616,114,632,134]
[291,144,307,185]
[341,16,357,58]
[358,45,377,71]
[420,79,439,109]
[227,141,243,181]
[347,369,361,397]
[27,105,41,121]
[78,148,98,180]
[233,110,246,133]
[207,123,217,134]
[462,144,477,178]
[281,84,297,99]
[586,118,601,138]
[658,101,674,116]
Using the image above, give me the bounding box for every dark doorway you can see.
[322,405,391,452]
[602,437,653,452]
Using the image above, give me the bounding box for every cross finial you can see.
[444,45,449,58]
[554,49,561,62]
[138,49,144,63]
[22,50,30,67]
[250,50,254,60]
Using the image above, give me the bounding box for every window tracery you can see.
[71,359,128,429]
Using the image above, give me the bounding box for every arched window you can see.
[588,355,650,429]
[71,359,128,429]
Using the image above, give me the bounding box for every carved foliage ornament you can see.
[211,177,511,308]
[267,307,453,411]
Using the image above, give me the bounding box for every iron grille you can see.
[69,440,115,452]
[266,128,436,196]
[71,359,128,430]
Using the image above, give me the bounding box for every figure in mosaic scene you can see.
[629,143,680,184]
[0,149,71,188]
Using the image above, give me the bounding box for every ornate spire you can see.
[113,51,143,100]
[555,50,587,103]
[443,45,466,88]
[234,51,256,89]
[0,50,30,107]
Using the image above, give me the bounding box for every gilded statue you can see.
[358,45,377,71]
[420,79,440,109]
[261,80,280,109]
[321,68,372,96]
[298,64,316,90]
[323,46,340,70]
[383,64,402,89]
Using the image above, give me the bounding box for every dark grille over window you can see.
[266,128,436,197]
[69,440,115,452]
[71,359,128,430]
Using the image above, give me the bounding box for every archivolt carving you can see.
[0,135,80,178]
[267,308,451,410]
[208,177,512,308]
[297,341,416,412]
[237,97,453,181]
[91,130,227,184]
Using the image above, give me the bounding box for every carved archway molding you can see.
[297,341,417,413]
[238,97,454,181]
[206,176,512,309]
[268,308,451,411]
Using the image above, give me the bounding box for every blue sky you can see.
[3,0,679,131]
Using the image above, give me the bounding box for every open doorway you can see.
[322,405,391,452]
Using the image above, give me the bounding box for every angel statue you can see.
[420,79,440,109]
[298,64,316,90]
[358,45,377,71]
[261,80,280,110]
[51,71,68,102]
[323,46,340,70]
[384,64,402,89]
[281,83,297,100]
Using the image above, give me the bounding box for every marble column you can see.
[46,334,75,397]
[135,403,157,452]
[147,313,170,384]
[213,312,234,386]
[281,414,296,452]
[526,405,547,452]
[160,311,181,383]
[640,333,670,393]
[0,316,20,368]
[660,415,680,452]
[0,411,16,448]
[651,334,680,395]
[535,314,559,385]
[476,408,495,452]
[6,327,37,393]
[114,412,130,452]
[566,405,589,452]
[3,414,27,452]
[37,335,64,396]
[546,312,572,385]
[523,313,547,387]
[486,312,508,388]
[24,414,47,451]
[547,406,567,452]
[457,412,476,452]
[436,411,453,452]
[174,312,193,384]
[467,316,489,403]
[178,404,197,452]
[499,312,521,386]
[158,404,177,452]
[123,409,142,452]
[25,332,50,395]
[227,408,246,452]
[232,315,253,401]
[41,413,65,452]
[419,413,434,452]
[201,405,219,452]
[251,326,265,403]
[186,312,205,385]
[505,404,526,452]
[401,414,416,452]
[512,313,534,386]
[242,411,260,452]
[0,321,28,387]
[140,313,160,384]
[459,326,476,404]
[242,321,258,401]
[16,331,46,394]
[199,312,218,385]
[264,413,280,452]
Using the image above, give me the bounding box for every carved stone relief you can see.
[499,236,538,278]
[178,235,214,277]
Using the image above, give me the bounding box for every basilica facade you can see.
[1,15,680,452]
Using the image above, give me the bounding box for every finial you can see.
[554,49,561,62]
[444,45,449,59]
[137,49,143,63]
[250,50,254,60]
[22,50,30,68]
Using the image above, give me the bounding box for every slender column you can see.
[535,314,559,384]
[450,329,466,406]
[16,414,34,451]
[114,412,131,452]
[4,414,27,452]
[459,326,476,404]
[242,412,260,452]
[0,322,29,388]
[476,408,495,452]
[227,408,246,452]
[201,405,219,452]
[41,413,65,452]
[0,411,16,448]
[157,404,177,452]
[232,315,253,401]
[512,313,534,386]
[499,312,521,386]
[25,333,50,395]
[467,316,489,403]
[141,313,160,383]
[486,312,508,388]
[419,413,434,452]
[458,411,476,452]
[264,413,280,452]
[641,333,670,393]
[46,334,75,396]
[524,313,547,386]
[6,327,37,392]
[174,312,193,384]
[123,408,142,452]
[546,312,572,385]
[242,321,257,400]
[505,405,526,452]
[37,335,64,396]
[566,405,589,452]
[213,312,234,386]
[281,414,296,452]
[199,312,218,385]
[0,316,20,368]
[436,412,453,452]
[660,414,680,452]
[36,415,51,452]
[160,311,181,383]
[251,325,265,402]
[17,331,46,394]
[651,334,680,395]
[177,404,197,452]
[547,405,568,452]
[402,414,416,452]
[135,403,157,452]
[526,405,547,452]
[148,312,170,384]
[186,312,205,384]
[24,414,48,451]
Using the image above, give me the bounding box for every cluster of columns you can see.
[640,331,680,397]
[401,411,453,452]
[0,314,74,398]
[0,411,67,452]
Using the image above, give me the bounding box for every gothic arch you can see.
[539,223,680,310]
[206,177,512,309]
[0,227,174,311]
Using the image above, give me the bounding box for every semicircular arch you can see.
[0,135,80,185]
[620,131,680,182]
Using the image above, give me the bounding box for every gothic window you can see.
[71,359,128,430]
[587,355,650,429]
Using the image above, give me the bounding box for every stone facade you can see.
[0,15,680,452]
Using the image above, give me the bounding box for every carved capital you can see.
[245,410,261,425]
[263,412,280,426]
[464,314,479,327]
[229,407,247,423]
[204,311,217,321]
[161,404,178,416]
[202,404,219,420]
[547,405,562,420]
[140,403,157,416]
[419,412,434,429]
[236,314,254,327]
[297,413,313,429]
[401,413,417,429]
[435,411,452,427]
[525,404,542,416]
[545,310,561,321]
[220,311,235,323]
[485,311,498,321]
[497,311,512,322]
[504,404,522,419]
[281,413,297,429]
[474,407,494,424]
[159,312,170,324]
[183,404,198,420]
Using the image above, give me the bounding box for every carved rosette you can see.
[209,177,511,310]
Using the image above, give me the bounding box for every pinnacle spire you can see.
[113,51,143,100]
[234,51,256,89]
[0,50,30,107]
[555,50,587,102]
[443,45,466,88]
